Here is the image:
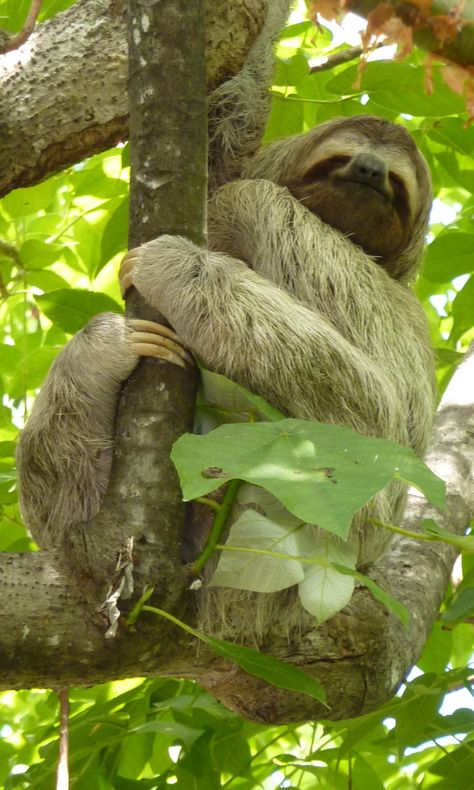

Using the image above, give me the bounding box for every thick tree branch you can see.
[347,0,474,66]
[2,346,473,723]
[0,0,266,197]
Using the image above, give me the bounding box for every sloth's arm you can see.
[16,315,190,547]
[209,0,292,187]
[128,233,403,440]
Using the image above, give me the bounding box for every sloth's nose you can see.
[349,153,387,190]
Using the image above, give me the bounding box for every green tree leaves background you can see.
[0,4,473,788]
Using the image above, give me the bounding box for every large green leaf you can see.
[450,277,474,342]
[197,367,284,430]
[327,62,464,116]
[99,197,129,275]
[35,289,123,333]
[204,635,327,704]
[424,233,474,283]
[172,419,445,538]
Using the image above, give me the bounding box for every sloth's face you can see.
[282,120,428,267]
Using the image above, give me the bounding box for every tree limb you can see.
[346,0,474,66]
[0,0,266,197]
[2,345,472,723]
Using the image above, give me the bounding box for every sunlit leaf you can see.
[203,635,327,704]
[172,419,445,538]
[35,289,123,333]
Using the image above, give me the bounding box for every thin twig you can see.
[310,42,383,73]
[0,0,43,54]
[56,688,69,790]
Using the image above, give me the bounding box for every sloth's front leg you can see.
[16,308,193,548]
[121,250,193,370]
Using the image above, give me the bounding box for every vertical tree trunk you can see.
[68,1,206,618]
[110,0,206,604]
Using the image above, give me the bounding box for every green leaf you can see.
[35,289,123,333]
[20,239,63,270]
[2,178,57,217]
[65,216,102,277]
[121,143,130,167]
[352,755,385,790]
[197,368,285,430]
[336,565,409,626]
[10,345,60,396]
[130,720,205,748]
[0,344,22,373]
[395,675,442,756]
[203,635,327,704]
[424,233,474,283]
[75,166,127,200]
[327,62,464,116]
[429,744,474,786]
[0,480,16,505]
[208,510,307,592]
[297,537,356,622]
[99,197,129,274]
[172,419,445,539]
[450,276,474,342]
[0,441,15,458]
[274,50,309,87]
[421,519,474,553]
[428,117,474,157]
[417,622,452,674]
[26,269,70,291]
[442,589,474,623]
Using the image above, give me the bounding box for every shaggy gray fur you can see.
[17,1,435,642]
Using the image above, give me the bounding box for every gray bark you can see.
[2,0,474,199]
[2,346,472,724]
[0,0,266,197]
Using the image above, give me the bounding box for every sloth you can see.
[17,114,435,641]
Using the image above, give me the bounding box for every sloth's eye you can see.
[326,155,351,169]
[389,172,405,193]
[306,155,350,180]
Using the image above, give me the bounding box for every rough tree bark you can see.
[2,346,472,722]
[62,2,205,618]
[0,0,266,197]
[1,0,473,197]
[1,0,472,724]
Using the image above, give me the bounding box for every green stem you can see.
[195,496,221,512]
[368,516,439,542]
[215,542,332,568]
[142,604,205,642]
[190,478,243,575]
[127,587,202,640]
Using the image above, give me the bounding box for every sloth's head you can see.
[247,116,432,282]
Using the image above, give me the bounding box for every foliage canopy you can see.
[0,2,473,787]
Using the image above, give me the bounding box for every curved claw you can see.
[119,248,141,298]
[128,318,194,369]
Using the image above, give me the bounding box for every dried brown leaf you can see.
[308,0,346,23]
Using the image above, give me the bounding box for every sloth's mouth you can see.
[336,178,390,201]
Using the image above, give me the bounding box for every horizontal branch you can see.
[2,0,474,199]
[2,345,473,723]
[0,0,266,197]
[347,0,474,66]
